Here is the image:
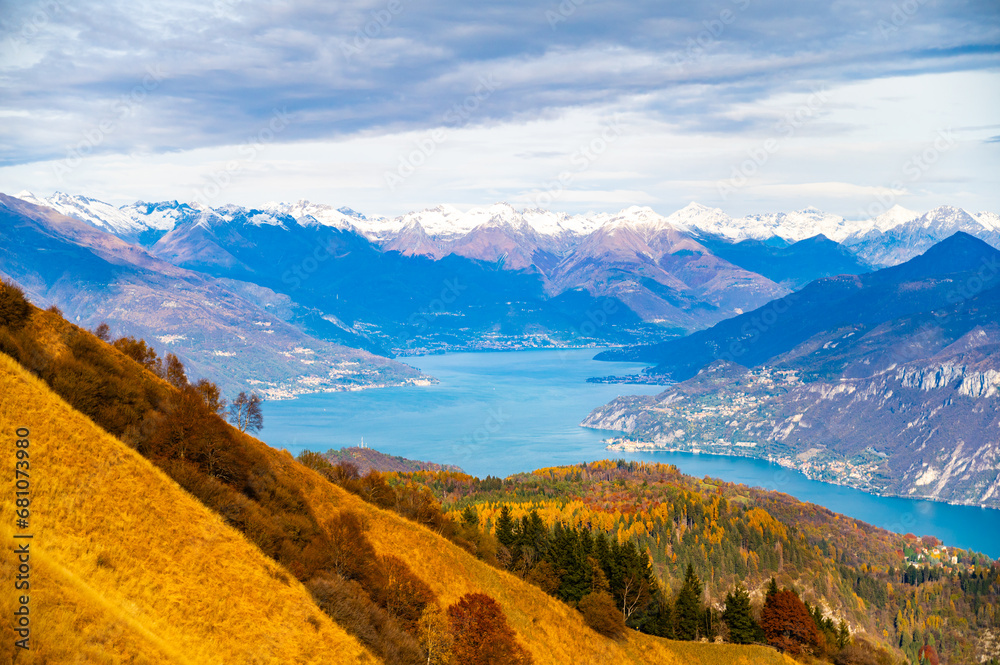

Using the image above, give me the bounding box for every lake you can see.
[261,348,1000,558]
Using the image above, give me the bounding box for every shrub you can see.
[0,279,31,329]
[308,575,424,665]
[579,591,628,638]
[833,639,895,665]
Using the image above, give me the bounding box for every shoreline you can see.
[605,438,1000,513]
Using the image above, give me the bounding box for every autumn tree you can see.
[94,322,111,341]
[723,583,760,644]
[760,588,822,656]
[675,564,704,640]
[447,593,532,665]
[229,390,264,433]
[194,378,226,415]
[378,554,434,631]
[579,591,628,638]
[917,645,940,665]
[112,336,162,374]
[418,605,453,665]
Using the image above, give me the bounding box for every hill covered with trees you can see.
[379,462,999,664]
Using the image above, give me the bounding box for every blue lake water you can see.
[261,348,1000,558]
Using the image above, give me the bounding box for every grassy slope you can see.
[0,352,377,664]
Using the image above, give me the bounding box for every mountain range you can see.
[0,193,423,397]
[588,233,1000,508]
[5,190,998,401]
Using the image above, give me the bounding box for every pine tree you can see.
[837,620,851,649]
[643,591,674,639]
[723,583,759,644]
[461,505,479,528]
[495,504,515,571]
[675,564,703,640]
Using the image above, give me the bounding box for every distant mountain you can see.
[547,210,787,328]
[668,202,1000,270]
[0,194,423,397]
[694,232,872,290]
[587,233,1000,508]
[18,192,995,351]
[668,202,863,242]
[843,205,1000,267]
[16,190,176,246]
[599,232,1000,379]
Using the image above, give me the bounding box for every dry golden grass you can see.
[0,352,378,664]
[644,637,800,665]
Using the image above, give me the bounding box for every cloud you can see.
[1,0,998,168]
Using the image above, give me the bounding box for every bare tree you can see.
[94,322,111,342]
[228,391,264,433]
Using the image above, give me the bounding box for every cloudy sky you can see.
[0,0,998,218]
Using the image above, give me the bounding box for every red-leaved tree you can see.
[918,644,940,665]
[447,593,533,665]
[760,589,822,655]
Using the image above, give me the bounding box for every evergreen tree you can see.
[495,505,514,544]
[766,577,779,599]
[722,583,759,644]
[675,564,703,640]
[461,505,479,528]
[837,620,851,649]
[643,591,674,639]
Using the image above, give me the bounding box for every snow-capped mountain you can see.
[843,206,1000,267]
[16,191,162,244]
[16,192,202,246]
[16,191,998,272]
[262,200,363,232]
[675,202,869,243]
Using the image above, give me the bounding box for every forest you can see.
[382,462,999,664]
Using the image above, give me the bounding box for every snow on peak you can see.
[14,191,42,205]
[665,202,730,234]
[262,200,360,231]
[120,200,198,231]
[18,191,150,235]
[974,210,1000,232]
[872,204,919,232]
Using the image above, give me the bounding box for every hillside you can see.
[0,284,800,664]
[323,446,466,475]
[399,461,1000,664]
[0,352,375,664]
